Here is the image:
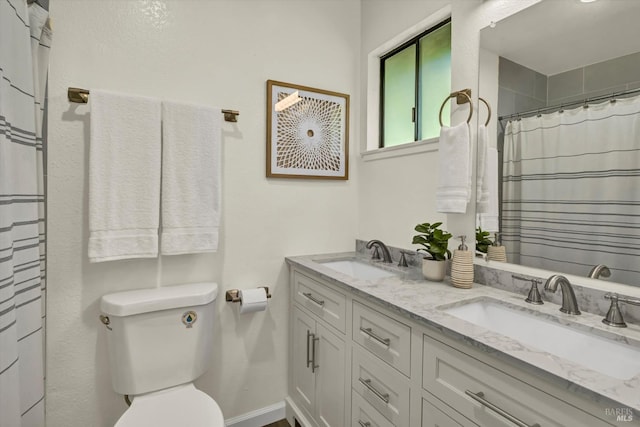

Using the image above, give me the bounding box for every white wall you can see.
[46,1,360,426]
[358,0,450,249]
[45,1,551,426]
[357,0,541,250]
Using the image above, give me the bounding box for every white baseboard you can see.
[225,401,286,427]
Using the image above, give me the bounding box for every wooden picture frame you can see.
[266,80,349,179]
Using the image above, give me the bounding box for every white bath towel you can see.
[476,124,490,212]
[88,90,162,262]
[436,122,471,213]
[477,147,499,232]
[161,101,221,255]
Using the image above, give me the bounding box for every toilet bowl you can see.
[100,282,224,427]
[114,384,224,427]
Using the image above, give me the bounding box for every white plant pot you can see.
[422,258,446,282]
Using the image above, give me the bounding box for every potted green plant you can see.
[412,222,452,281]
[475,226,493,255]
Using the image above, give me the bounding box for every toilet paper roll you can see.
[238,288,268,314]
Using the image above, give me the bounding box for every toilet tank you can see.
[100,282,218,396]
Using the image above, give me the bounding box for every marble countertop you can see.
[286,252,640,413]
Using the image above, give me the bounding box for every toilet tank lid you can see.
[100,282,219,317]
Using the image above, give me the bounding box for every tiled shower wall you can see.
[497,57,547,117]
[498,50,640,118]
[547,51,640,105]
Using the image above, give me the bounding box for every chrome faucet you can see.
[588,264,611,279]
[544,275,581,315]
[365,240,393,263]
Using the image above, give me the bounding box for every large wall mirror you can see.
[477,0,640,288]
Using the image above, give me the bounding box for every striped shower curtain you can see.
[1,1,51,426]
[502,94,640,286]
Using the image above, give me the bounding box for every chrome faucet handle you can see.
[603,293,640,328]
[371,246,381,260]
[398,251,409,267]
[512,275,544,305]
[525,279,544,305]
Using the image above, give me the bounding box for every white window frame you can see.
[363,5,451,162]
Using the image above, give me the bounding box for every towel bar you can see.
[67,87,240,122]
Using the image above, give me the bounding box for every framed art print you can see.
[266,80,350,179]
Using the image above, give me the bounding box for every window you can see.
[380,19,451,148]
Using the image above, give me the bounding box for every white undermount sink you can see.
[320,259,398,280]
[443,298,640,380]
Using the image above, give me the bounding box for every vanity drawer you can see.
[422,398,477,427]
[352,347,410,426]
[352,391,395,427]
[422,334,611,427]
[353,301,411,376]
[294,271,346,333]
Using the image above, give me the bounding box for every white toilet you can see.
[99,282,225,427]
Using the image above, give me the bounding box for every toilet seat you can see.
[114,383,224,427]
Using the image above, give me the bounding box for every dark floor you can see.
[263,420,290,427]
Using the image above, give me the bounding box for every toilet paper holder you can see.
[225,287,272,303]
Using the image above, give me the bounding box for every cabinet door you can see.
[315,322,346,427]
[293,307,317,419]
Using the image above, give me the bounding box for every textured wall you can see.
[46,1,359,426]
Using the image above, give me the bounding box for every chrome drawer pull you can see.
[465,390,540,427]
[306,330,313,368]
[311,334,319,373]
[302,292,325,307]
[359,377,390,404]
[358,421,371,427]
[359,327,391,347]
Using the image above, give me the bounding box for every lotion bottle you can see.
[451,235,474,289]
[487,232,507,262]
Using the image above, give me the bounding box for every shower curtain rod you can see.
[498,86,640,122]
[67,87,240,123]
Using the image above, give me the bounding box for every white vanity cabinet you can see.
[290,271,347,427]
[287,264,619,427]
[422,334,610,427]
[351,302,412,427]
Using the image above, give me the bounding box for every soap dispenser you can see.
[451,235,474,289]
[487,233,507,262]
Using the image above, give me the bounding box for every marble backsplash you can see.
[355,239,640,324]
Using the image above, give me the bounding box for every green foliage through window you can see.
[381,20,451,148]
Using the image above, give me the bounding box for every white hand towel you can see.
[436,122,471,213]
[161,101,221,255]
[476,124,490,212]
[477,147,499,232]
[88,90,162,262]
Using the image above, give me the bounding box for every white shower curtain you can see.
[503,94,640,285]
[0,1,51,426]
